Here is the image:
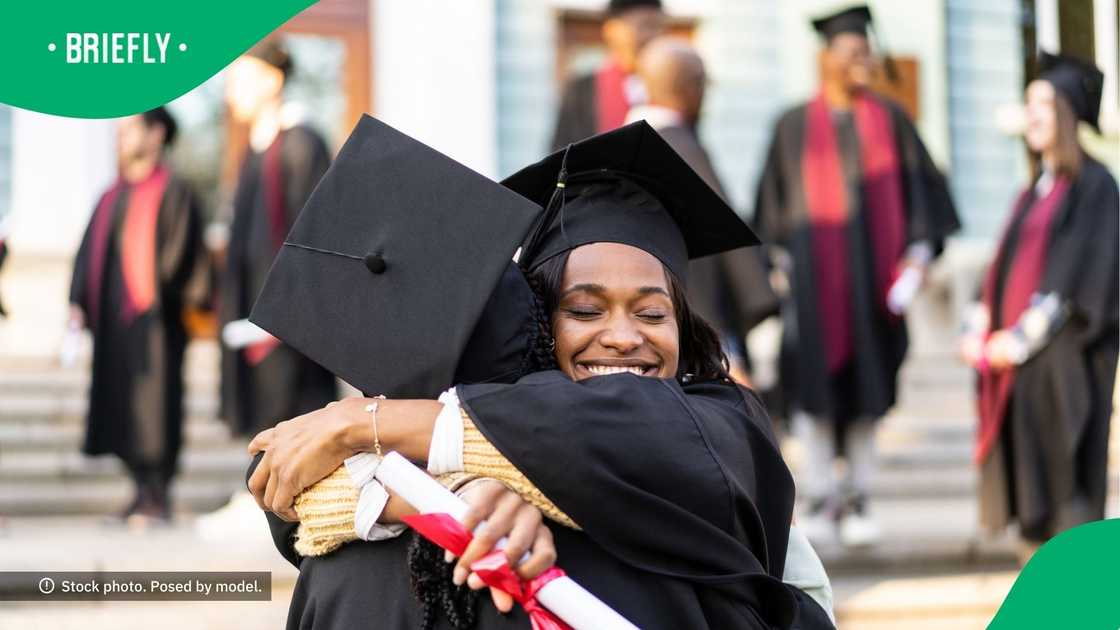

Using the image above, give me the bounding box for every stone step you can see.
[0,478,244,516]
[0,447,252,482]
[836,571,1016,630]
[0,393,218,425]
[803,496,1019,575]
[0,421,235,454]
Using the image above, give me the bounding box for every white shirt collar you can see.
[624,104,685,130]
[249,101,308,153]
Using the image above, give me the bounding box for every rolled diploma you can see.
[222,318,273,349]
[886,266,922,315]
[375,452,640,630]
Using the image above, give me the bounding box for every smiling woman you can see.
[533,243,729,383]
[247,120,835,630]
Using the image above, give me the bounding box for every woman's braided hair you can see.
[405,264,557,629]
[407,532,479,630]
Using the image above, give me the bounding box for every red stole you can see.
[262,132,288,252]
[594,62,631,133]
[85,165,170,329]
[801,92,906,373]
[246,133,288,365]
[975,178,1070,462]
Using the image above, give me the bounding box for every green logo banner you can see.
[989,518,1120,629]
[0,0,316,118]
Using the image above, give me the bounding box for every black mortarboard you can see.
[811,5,872,40]
[502,121,759,285]
[607,0,662,16]
[246,38,293,78]
[249,115,542,398]
[1038,50,1105,132]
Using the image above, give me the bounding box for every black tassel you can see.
[520,144,572,270]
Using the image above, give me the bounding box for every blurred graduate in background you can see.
[217,38,337,440]
[962,52,1118,564]
[68,107,209,523]
[752,5,959,547]
[550,0,665,149]
[627,36,779,385]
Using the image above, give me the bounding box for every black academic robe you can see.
[753,97,959,424]
[257,373,832,630]
[550,74,598,151]
[978,157,1119,542]
[220,125,337,436]
[656,124,779,358]
[69,174,207,479]
[0,239,7,316]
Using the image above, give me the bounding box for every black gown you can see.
[220,125,337,436]
[655,124,780,362]
[978,157,1119,541]
[69,174,208,481]
[0,238,7,316]
[550,74,598,152]
[753,96,959,425]
[259,373,833,629]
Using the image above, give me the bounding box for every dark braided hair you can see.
[405,265,558,628]
[407,534,480,630]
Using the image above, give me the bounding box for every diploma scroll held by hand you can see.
[886,266,922,316]
[374,452,640,630]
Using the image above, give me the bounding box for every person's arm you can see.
[68,198,101,323]
[986,292,1071,370]
[246,397,441,521]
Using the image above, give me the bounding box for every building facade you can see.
[0,0,1115,359]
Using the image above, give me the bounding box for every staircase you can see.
[0,340,247,517]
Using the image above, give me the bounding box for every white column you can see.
[1034,0,1059,51]
[0,111,115,360]
[1094,0,1118,134]
[9,110,116,255]
[372,0,498,178]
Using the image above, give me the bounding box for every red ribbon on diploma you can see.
[402,512,572,630]
[245,335,281,366]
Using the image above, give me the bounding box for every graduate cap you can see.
[249,115,542,397]
[1038,50,1105,132]
[503,120,759,285]
[811,4,872,40]
[607,0,662,16]
[245,38,293,77]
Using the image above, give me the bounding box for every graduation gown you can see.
[753,94,959,424]
[656,124,780,355]
[220,125,337,436]
[551,74,598,151]
[259,372,832,630]
[978,157,1119,541]
[550,64,633,151]
[69,169,207,477]
[0,238,7,316]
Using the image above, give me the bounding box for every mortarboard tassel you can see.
[520,144,572,270]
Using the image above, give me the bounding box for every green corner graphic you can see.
[0,0,316,118]
[988,518,1120,629]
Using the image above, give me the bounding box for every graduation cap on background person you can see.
[810,4,900,84]
[1037,50,1105,132]
[249,115,542,398]
[503,120,760,286]
[607,0,663,16]
[245,38,293,77]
